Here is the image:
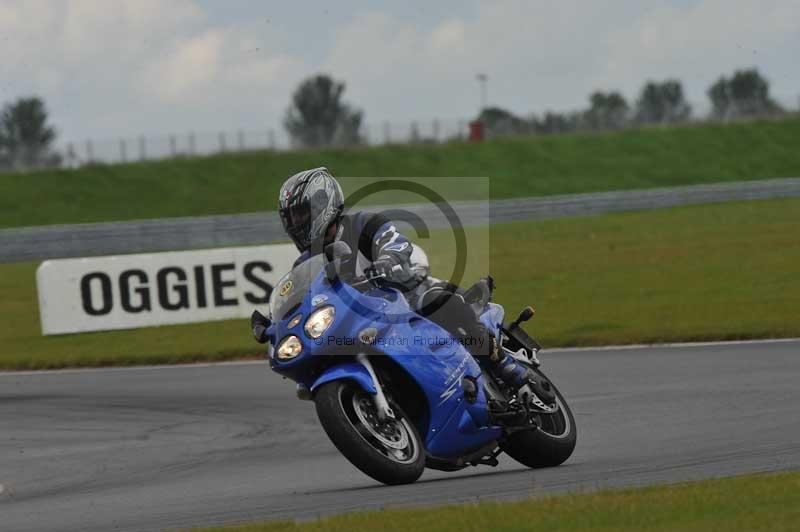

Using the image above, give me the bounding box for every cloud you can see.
[141,30,225,101]
[428,19,467,54]
[0,0,307,140]
[598,0,800,106]
[0,0,796,144]
[324,0,800,122]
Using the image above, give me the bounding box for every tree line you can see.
[478,68,784,137]
[0,67,790,169]
[285,67,787,145]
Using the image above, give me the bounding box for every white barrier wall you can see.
[37,244,298,335]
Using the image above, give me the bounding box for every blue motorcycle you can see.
[250,242,576,485]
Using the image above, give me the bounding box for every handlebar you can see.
[327,257,391,290]
[349,273,386,289]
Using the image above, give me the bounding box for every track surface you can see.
[2,340,799,531]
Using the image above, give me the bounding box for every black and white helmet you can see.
[278,167,344,252]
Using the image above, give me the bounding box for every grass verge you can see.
[0,197,797,370]
[190,471,800,532]
[2,117,800,228]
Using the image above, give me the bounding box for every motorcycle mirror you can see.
[325,261,339,282]
[325,241,352,262]
[250,310,271,344]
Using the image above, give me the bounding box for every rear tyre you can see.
[314,380,425,485]
[502,367,577,468]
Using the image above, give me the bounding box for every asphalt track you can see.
[1,339,799,531]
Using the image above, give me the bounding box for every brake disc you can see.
[352,395,410,450]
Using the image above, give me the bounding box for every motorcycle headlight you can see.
[276,335,302,361]
[304,305,335,339]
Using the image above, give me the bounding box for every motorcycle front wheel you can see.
[314,380,425,485]
[501,366,577,468]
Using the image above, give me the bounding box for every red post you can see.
[468,120,484,142]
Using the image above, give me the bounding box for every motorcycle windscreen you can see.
[269,254,325,320]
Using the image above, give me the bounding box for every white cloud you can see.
[428,19,467,54]
[142,29,225,101]
[0,0,307,141]
[324,0,800,122]
[0,0,797,145]
[598,0,800,106]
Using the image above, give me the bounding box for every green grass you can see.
[190,471,800,532]
[1,197,797,370]
[2,117,800,228]
[483,197,800,346]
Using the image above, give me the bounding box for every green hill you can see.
[2,117,799,228]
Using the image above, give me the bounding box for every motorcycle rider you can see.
[276,167,535,391]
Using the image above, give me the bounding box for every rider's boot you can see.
[486,336,535,391]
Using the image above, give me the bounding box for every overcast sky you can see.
[1,0,798,145]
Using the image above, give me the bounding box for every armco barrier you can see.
[3,178,800,263]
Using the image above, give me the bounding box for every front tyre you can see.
[314,380,425,485]
[502,367,577,468]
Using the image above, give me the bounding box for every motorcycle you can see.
[250,241,576,485]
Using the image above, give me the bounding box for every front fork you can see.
[357,353,395,420]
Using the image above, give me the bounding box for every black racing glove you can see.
[364,255,402,283]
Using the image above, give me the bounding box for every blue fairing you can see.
[267,266,504,459]
[310,363,376,394]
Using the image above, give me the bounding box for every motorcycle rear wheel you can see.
[314,380,425,485]
[501,367,577,468]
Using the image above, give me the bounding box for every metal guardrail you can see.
[2,178,799,263]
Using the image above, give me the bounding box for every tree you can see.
[531,111,582,134]
[477,107,530,137]
[635,80,692,125]
[0,97,59,170]
[708,68,782,120]
[583,91,629,130]
[283,74,364,148]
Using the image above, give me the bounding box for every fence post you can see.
[410,121,420,143]
[119,139,127,162]
[66,142,76,167]
[188,132,196,155]
[138,136,147,161]
[218,132,227,153]
[169,135,177,157]
[85,140,94,163]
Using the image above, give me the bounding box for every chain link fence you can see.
[60,118,473,168]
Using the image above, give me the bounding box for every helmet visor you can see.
[285,202,311,227]
[280,200,313,250]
